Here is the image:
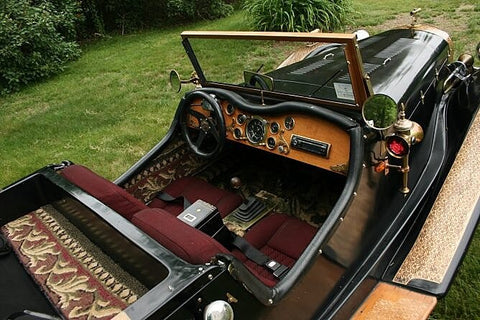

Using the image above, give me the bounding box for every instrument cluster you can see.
[224,103,295,155]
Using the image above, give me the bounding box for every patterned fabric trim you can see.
[123,138,209,203]
[2,205,147,320]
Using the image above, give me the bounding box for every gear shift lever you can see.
[230,177,246,200]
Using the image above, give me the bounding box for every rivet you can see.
[353,192,357,197]
[318,249,323,255]
[340,217,344,222]
[197,297,202,303]
[208,274,213,280]
[268,299,273,305]
[168,285,174,291]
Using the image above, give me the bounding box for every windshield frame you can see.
[181,31,372,110]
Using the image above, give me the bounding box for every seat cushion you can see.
[60,165,148,220]
[148,176,242,218]
[132,208,230,265]
[232,214,317,287]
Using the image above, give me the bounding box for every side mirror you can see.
[169,70,201,92]
[362,94,398,130]
[169,70,182,93]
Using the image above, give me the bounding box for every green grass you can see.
[0,13,249,183]
[1,2,480,319]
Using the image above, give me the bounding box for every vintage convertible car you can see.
[1,15,479,320]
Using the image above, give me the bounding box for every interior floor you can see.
[197,142,346,228]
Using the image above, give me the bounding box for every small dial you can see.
[246,118,266,144]
[226,103,235,115]
[237,114,247,125]
[284,116,295,130]
[267,137,276,149]
[233,128,243,139]
[270,121,280,134]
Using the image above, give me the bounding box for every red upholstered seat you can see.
[60,165,148,220]
[232,214,317,287]
[61,165,314,287]
[60,165,241,220]
[148,176,243,218]
[132,208,230,264]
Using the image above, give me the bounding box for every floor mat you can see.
[1,205,147,320]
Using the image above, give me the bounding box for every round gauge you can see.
[267,137,276,149]
[237,114,247,125]
[284,116,295,130]
[270,121,280,134]
[233,128,242,139]
[246,118,266,144]
[226,103,235,115]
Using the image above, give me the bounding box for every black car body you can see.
[1,21,479,320]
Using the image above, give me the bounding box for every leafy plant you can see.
[243,0,353,32]
[166,0,234,22]
[0,0,82,94]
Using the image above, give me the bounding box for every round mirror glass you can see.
[362,94,398,130]
[169,70,181,93]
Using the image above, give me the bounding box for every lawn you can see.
[1,0,479,318]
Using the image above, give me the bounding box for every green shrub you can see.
[165,0,234,23]
[243,0,353,32]
[85,0,234,35]
[0,0,81,94]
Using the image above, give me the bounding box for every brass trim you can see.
[330,163,349,175]
[394,108,480,285]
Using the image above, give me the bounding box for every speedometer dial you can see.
[246,118,266,144]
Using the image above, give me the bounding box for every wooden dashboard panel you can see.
[220,100,350,174]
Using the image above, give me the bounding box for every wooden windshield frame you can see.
[181,31,372,109]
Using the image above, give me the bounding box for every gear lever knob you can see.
[230,177,242,190]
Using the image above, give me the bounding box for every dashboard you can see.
[186,98,351,175]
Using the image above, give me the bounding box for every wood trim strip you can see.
[351,282,437,320]
[181,30,356,43]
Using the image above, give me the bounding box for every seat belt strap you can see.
[156,191,191,209]
[232,235,289,279]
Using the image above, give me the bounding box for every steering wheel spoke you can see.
[195,130,207,148]
[209,124,221,143]
[188,109,205,121]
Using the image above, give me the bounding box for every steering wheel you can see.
[179,91,226,158]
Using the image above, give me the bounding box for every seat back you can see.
[60,165,148,220]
